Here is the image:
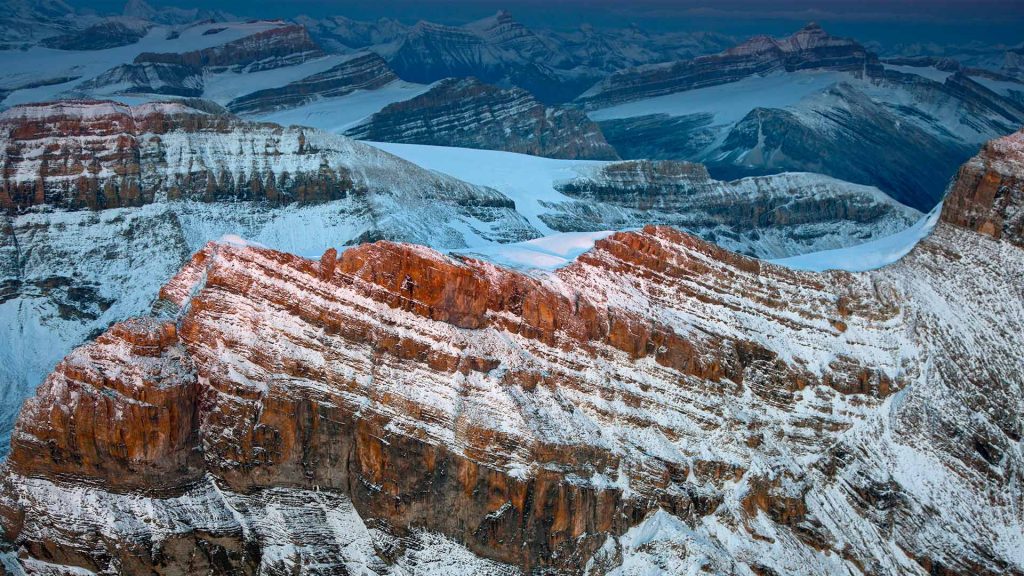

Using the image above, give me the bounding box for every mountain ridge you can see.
[1,127,1022,575]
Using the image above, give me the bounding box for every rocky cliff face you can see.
[579,23,877,110]
[0,99,538,462]
[346,78,619,161]
[942,128,1024,244]
[2,131,1022,575]
[0,100,526,218]
[226,52,398,115]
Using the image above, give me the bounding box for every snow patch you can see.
[771,202,942,272]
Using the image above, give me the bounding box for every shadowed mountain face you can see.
[1,129,1023,575]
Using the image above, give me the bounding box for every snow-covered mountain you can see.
[0,100,921,461]
[1,128,1022,575]
[582,24,1024,211]
[303,10,732,105]
[0,0,78,50]
[370,143,921,259]
[0,100,539,456]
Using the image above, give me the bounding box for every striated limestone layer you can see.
[1,132,1024,574]
[133,23,324,74]
[548,159,920,256]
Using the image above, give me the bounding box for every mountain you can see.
[0,20,337,109]
[296,14,409,53]
[544,159,920,254]
[582,24,1024,211]
[39,18,152,51]
[132,23,324,74]
[122,0,233,26]
[0,100,538,456]
[298,11,733,104]
[346,77,620,160]
[369,142,921,259]
[0,98,924,461]
[2,129,1022,574]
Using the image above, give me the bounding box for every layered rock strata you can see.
[2,131,1023,574]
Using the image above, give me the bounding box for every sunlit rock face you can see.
[0,99,538,465]
[2,131,1023,575]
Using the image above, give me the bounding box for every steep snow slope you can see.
[772,203,943,271]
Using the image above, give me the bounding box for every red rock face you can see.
[941,129,1024,246]
[0,225,920,571]
[2,132,1024,574]
[7,318,202,492]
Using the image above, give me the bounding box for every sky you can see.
[76,0,1024,49]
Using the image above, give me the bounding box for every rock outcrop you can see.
[942,128,1024,244]
[346,78,619,160]
[2,131,1023,575]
